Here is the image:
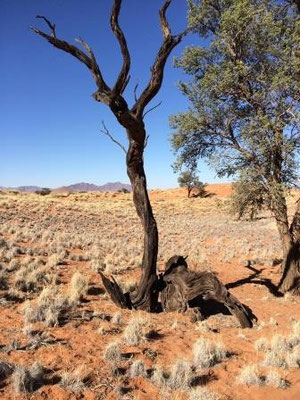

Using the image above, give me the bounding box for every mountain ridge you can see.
[1,182,132,193]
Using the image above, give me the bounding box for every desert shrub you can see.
[123,316,149,346]
[35,188,51,196]
[12,362,44,393]
[13,260,54,293]
[23,286,71,327]
[188,387,220,400]
[254,337,269,352]
[286,345,300,367]
[167,359,193,390]
[7,260,19,272]
[103,342,122,363]
[265,370,288,389]
[69,271,88,304]
[193,338,226,368]
[60,370,86,392]
[129,360,146,378]
[151,365,169,387]
[47,253,63,267]
[111,311,122,326]
[260,325,300,368]
[236,364,264,386]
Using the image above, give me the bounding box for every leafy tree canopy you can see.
[171,0,300,203]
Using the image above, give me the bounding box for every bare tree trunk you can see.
[126,131,159,311]
[272,197,293,255]
[278,200,300,294]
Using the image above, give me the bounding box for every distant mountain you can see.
[1,182,132,193]
[56,181,132,192]
[0,185,42,193]
[15,186,42,193]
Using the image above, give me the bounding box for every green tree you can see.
[178,169,207,197]
[171,0,300,294]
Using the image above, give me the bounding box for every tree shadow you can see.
[189,294,257,326]
[87,286,105,296]
[190,370,217,387]
[225,265,283,297]
[191,191,215,198]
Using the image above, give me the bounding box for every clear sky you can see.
[0,0,227,189]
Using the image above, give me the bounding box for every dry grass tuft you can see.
[129,360,146,378]
[236,364,264,386]
[60,369,86,392]
[103,342,122,363]
[12,362,44,393]
[188,387,220,400]
[123,316,149,346]
[68,271,88,304]
[167,359,193,390]
[193,337,227,368]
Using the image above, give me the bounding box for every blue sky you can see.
[1,0,227,189]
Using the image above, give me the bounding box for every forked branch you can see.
[36,15,56,37]
[132,0,190,117]
[31,0,189,125]
[31,16,111,104]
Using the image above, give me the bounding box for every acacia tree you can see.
[178,169,206,197]
[171,0,300,294]
[31,0,189,311]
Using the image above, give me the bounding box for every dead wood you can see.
[160,256,253,328]
[100,255,254,328]
[99,272,132,309]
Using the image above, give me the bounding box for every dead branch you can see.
[132,0,189,117]
[134,81,139,102]
[144,134,150,149]
[36,15,56,37]
[100,121,127,154]
[143,101,162,118]
[110,0,131,94]
[31,17,111,104]
[159,0,172,38]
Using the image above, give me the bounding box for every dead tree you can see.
[31,1,254,326]
[31,0,189,311]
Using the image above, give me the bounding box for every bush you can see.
[35,188,51,196]
[193,337,226,368]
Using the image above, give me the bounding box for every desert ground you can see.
[0,184,299,400]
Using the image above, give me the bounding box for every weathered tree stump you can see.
[100,255,254,329]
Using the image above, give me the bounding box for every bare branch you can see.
[143,101,162,118]
[100,121,127,154]
[36,15,56,37]
[31,19,111,104]
[132,0,189,117]
[110,0,131,95]
[159,0,172,38]
[144,134,150,149]
[134,81,139,102]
